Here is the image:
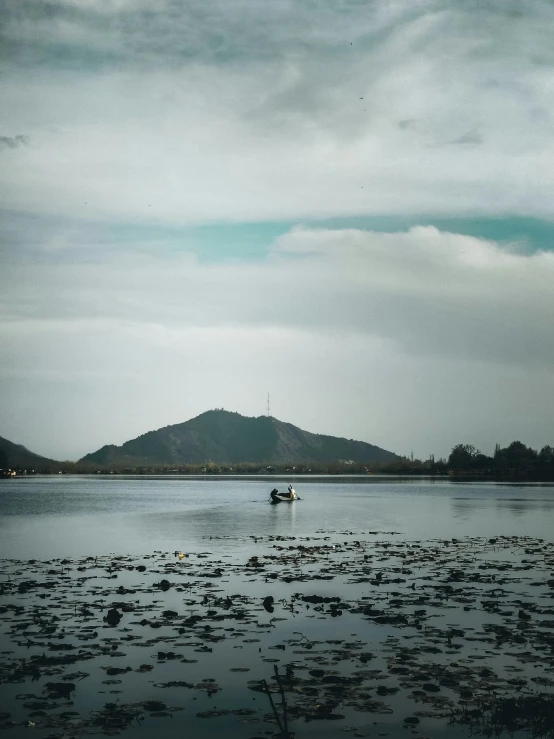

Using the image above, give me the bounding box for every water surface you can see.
[1,475,554,559]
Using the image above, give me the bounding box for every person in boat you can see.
[270,487,296,503]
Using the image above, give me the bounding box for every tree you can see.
[495,441,537,469]
[538,445,554,465]
[473,452,494,469]
[448,444,481,469]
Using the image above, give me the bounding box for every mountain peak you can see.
[80,411,397,467]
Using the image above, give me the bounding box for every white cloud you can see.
[2,226,552,365]
[1,1,554,222]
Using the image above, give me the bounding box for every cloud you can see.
[1,226,553,368]
[0,135,29,150]
[1,1,554,222]
[274,227,554,366]
[0,0,413,69]
[398,119,417,130]
[449,130,483,146]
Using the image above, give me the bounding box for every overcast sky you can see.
[1,0,554,461]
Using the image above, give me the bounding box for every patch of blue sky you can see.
[107,221,286,262]
[149,215,554,261]
[4,210,553,264]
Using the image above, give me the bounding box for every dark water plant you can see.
[452,692,554,738]
[260,665,294,738]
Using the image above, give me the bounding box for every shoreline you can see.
[3,472,554,484]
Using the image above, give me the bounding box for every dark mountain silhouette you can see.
[0,435,57,470]
[80,410,398,467]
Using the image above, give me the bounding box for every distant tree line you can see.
[444,441,554,478]
[4,440,554,480]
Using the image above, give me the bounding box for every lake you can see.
[2,475,554,560]
[1,476,553,739]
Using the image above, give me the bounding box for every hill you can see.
[0,435,58,471]
[80,410,398,467]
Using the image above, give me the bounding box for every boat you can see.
[269,486,297,504]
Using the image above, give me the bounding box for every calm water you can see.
[1,475,554,559]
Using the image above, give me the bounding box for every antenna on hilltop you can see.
[266,392,271,417]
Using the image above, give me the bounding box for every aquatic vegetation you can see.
[0,533,553,737]
[453,693,554,738]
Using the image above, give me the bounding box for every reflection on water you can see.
[1,476,554,559]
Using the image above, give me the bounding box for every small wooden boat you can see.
[269,486,297,504]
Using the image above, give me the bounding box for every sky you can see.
[1,0,554,462]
